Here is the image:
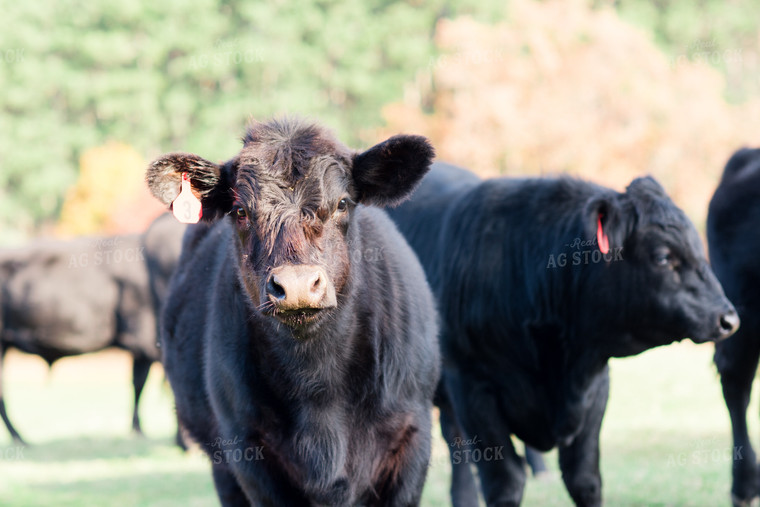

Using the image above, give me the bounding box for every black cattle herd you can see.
[0,117,757,506]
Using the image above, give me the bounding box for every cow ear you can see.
[626,176,669,200]
[584,196,632,255]
[146,153,235,221]
[351,134,435,207]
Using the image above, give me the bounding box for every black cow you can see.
[144,213,187,324]
[146,118,440,505]
[142,212,188,448]
[387,162,740,507]
[708,148,760,507]
[0,214,187,445]
[0,234,156,443]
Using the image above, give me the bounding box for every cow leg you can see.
[0,345,25,444]
[174,420,187,451]
[723,371,759,507]
[162,373,187,450]
[437,384,480,507]
[715,331,760,506]
[446,370,526,507]
[0,398,24,444]
[557,372,608,507]
[131,355,152,435]
[371,407,434,507]
[212,464,249,507]
[227,445,313,505]
[525,445,547,476]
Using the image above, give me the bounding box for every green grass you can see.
[0,343,753,506]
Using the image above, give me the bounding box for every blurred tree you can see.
[2,0,755,242]
[610,0,760,102]
[0,0,510,242]
[375,0,760,230]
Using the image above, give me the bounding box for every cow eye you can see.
[233,205,247,220]
[653,248,678,268]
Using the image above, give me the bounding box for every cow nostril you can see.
[266,275,286,301]
[719,311,740,335]
[310,272,324,294]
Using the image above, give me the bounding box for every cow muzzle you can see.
[264,265,337,325]
[693,304,740,343]
[716,307,740,340]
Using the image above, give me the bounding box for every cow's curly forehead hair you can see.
[239,118,352,179]
[233,118,353,206]
[232,118,355,259]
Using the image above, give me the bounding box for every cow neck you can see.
[574,317,641,365]
[534,318,611,400]
[556,257,614,347]
[247,274,361,403]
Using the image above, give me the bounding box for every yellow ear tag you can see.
[172,172,202,224]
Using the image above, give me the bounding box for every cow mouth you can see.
[688,311,740,344]
[690,332,731,344]
[272,308,325,328]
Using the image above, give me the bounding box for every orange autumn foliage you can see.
[57,142,165,237]
[373,0,760,229]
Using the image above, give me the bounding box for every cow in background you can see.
[709,148,760,507]
[388,162,739,507]
[142,213,187,448]
[0,214,185,444]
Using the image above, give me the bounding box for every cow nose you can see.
[718,309,740,338]
[265,274,287,302]
[306,270,326,300]
[265,265,336,311]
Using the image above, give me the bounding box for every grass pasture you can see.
[0,342,753,506]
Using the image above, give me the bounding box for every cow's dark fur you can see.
[142,212,187,448]
[388,162,739,507]
[0,234,158,443]
[146,118,440,505]
[709,148,760,507]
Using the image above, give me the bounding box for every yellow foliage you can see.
[58,142,146,236]
[373,0,760,229]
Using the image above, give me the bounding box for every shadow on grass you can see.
[6,469,217,507]
[6,434,184,463]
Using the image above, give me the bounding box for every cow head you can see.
[146,118,434,331]
[585,176,739,353]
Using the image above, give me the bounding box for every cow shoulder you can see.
[352,206,440,394]
[353,206,434,322]
[162,219,240,341]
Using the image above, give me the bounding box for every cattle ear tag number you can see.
[172,172,203,224]
[596,213,610,255]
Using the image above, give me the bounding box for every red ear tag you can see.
[597,213,610,255]
[172,172,202,224]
